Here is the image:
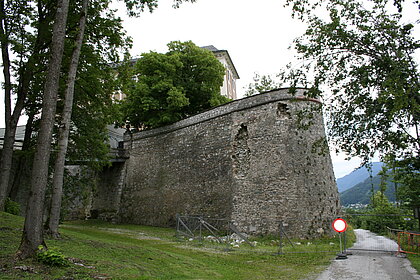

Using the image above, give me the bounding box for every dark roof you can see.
[201,45,220,52]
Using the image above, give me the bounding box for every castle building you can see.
[201,45,240,100]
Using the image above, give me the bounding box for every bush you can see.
[4,198,20,215]
[344,192,417,235]
[37,246,69,267]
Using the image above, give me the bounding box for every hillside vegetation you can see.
[0,212,336,280]
[340,174,396,206]
[336,162,383,193]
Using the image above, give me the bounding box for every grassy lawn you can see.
[0,212,339,280]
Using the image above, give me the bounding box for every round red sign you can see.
[332,218,347,233]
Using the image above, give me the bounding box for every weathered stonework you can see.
[95,88,340,237]
[91,162,126,222]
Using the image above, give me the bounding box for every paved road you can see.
[316,229,420,280]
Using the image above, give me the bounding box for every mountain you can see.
[340,173,396,206]
[336,162,384,193]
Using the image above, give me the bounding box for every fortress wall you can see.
[229,96,339,236]
[115,89,340,236]
[118,113,236,226]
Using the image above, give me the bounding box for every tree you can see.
[393,156,420,208]
[16,0,71,259]
[262,0,420,207]
[244,73,282,97]
[2,0,198,258]
[0,0,13,211]
[367,191,407,234]
[282,0,419,162]
[0,0,53,211]
[45,0,132,236]
[245,0,419,207]
[47,0,89,238]
[378,165,389,202]
[122,41,228,129]
[4,0,129,210]
[17,0,69,258]
[0,0,198,212]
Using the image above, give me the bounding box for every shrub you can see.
[344,192,417,235]
[4,198,20,215]
[37,246,69,267]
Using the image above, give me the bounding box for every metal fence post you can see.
[176,213,180,239]
[278,221,284,255]
[199,217,202,244]
[226,221,231,252]
[343,230,346,253]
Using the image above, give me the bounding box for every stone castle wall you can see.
[98,88,340,237]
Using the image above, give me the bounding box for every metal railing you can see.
[175,214,419,255]
[398,231,420,254]
[175,215,342,255]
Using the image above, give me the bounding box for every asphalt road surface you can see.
[316,229,420,280]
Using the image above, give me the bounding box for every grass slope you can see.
[1,212,337,280]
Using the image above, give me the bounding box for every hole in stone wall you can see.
[277,103,290,119]
[232,124,251,178]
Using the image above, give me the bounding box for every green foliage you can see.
[340,173,396,206]
[282,0,419,163]
[280,0,419,209]
[393,156,420,209]
[4,198,20,215]
[2,0,202,165]
[36,245,69,267]
[122,41,228,129]
[378,165,389,196]
[0,0,127,162]
[13,0,136,168]
[121,0,197,16]
[245,73,282,96]
[56,0,136,169]
[344,195,417,235]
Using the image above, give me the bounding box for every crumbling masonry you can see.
[92,88,340,237]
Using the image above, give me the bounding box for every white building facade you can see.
[201,45,240,100]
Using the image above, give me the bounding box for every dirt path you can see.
[315,229,420,280]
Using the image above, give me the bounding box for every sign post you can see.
[332,218,348,260]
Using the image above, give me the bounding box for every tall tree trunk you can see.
[0,0,14,211]
[47,0,89,238]
[16,0,70,259]
[0,0,50,211]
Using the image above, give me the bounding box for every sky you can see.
[111,0,306,93]
[5,0,414,178]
